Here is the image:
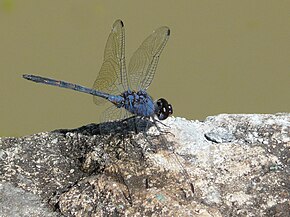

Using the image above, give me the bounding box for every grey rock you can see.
[0,114,289,216]
[0,183,60,217]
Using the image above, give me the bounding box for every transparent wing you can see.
[100,104,133,123]
[93,20,128,105]
[128,26,170,91]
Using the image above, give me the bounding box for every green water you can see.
[1,0,289,136]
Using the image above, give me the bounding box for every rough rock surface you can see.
[0,114,289,216]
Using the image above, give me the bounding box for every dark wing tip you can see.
[167,28,170,36]
[119,20,124,27]
[114,19,124,27]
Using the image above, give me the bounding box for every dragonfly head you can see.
[154,98,173,120]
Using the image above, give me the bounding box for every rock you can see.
[0,114,289,216]
[0,182,59,217]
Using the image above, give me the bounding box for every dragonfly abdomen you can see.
[23,74,111,100]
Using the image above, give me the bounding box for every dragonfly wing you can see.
[128,26,170,91]
[100,104,133,123]
[93,20,128,105]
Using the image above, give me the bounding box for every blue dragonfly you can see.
[23,20,172,125]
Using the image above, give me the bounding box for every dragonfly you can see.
[23,20,173,124]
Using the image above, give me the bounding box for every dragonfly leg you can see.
[121,115,138,123]
[151,118,175,137]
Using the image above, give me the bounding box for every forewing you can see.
[93,20,128,105]
[128,26,170,91]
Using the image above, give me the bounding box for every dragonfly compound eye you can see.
[155,98,173,120]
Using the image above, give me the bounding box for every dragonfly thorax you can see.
[120,90,155,118]
[109,90,173,120]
